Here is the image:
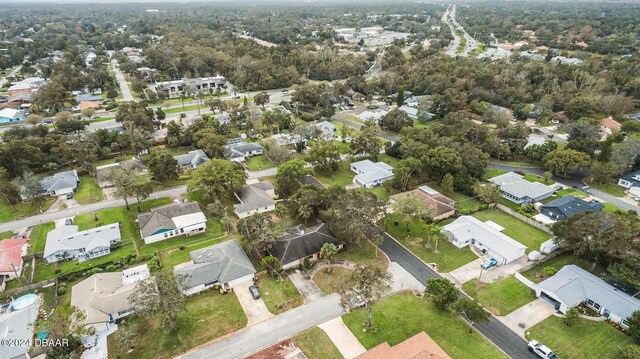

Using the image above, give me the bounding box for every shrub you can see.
[543,266,558,276]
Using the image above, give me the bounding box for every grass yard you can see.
[257,274,303,314]
[602,202,626,214]
[472,209,552,253]
[74,176,104,205]
[107,290,247,359]
[245,155,276,171]
[29,222,55,253]
[383,214,478,272]
[590,182,627,197]
[483,168,507,180]
[139,218,225,257]
[528,316,633,359]
[356,185,395,202]
[424,181,482,213]
[523,173,553,185]
[0,198,55,222]
[461,277,535,316]
[313,266,353,294]
[521,253,601,284]
[0,231,13,239]
[314,161,355,188]
[293,327,343,359]
[554,188,588,199]
[335,239,389,270]
[343,293,506,359]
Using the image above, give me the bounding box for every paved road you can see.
[379,233,538,359]
[111,59,134,102]
[177,294,343,359]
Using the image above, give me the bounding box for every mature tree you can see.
[291,185,323,223]
[46,305,92,359]
[237,212,276,256]
[275,158,312,198]
[392,157,421,191]
[392,195,430,232]
[148,153,178,182]
[0,168,20,209]
[193,127,226,158]
[611,141,640,172]
[327,190,386,245]
[379,109,413,131]
[564,96,599,120]
[543,149,592,177]
[627,310,640,344]
[262,108,291,134]
[429,88,467,118]
[254,91,270,108]
[425,278,458,310]
[525,142,558,161]
[474,183,501,207]
[567,119,600,156]
[453,297,491,333]
[483,106,512,128]
[590,161,620,184]
[155,108,166,121]
[123,122,150,156]
[106,163,139,210]
[261,255,282,278]
[19,172,44,206]
[351,126,384,161]
[308,140,343,172]
[56,118,88,134]
[608,260,640,289]
[116,102,155,131]
[563,307,580,326]
[187,159,246,200]
[339,265,391,328]
[262,138,292,166]
[131,179,154,212]
[423,146,463,182]
[129,273,186,329]
[81,107,96,120]
[441,173,454,195]
[320,242,339,273]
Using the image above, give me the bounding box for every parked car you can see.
[349,295,365,308]
[528,340,559,359]
[248,285,260,300]
[480,258,497,270]
[282,89,289,93]
[64,218,73,226]
[66,192,73,200]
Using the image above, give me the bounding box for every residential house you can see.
[398,105,417,119]
[7,77,45,96]
[524,135,547,150]
[273,223,342,270]
[137,202,207,244]
[271,133,306,147]
[443,216,527,265]
[95,159,147,188]
[358,109,388,123]
[233,181,276,218]
[71,264,150,331]
[488,172,555,204]
[539,195,604,222]
[174,149,209,169]
[0,294,39,359]
[389,185,456,220]
[214,113,232,126]
[75,94,104,103]
[551,56,583,65]
[403,95,429,107]
[356,331,451,359]
[536,265,640,329]
[0,108,25,123]
[224,140,264,163]
[20,169,79,200]
[78,101,102,111]
[314,120,336,139]
[350,160,395,188]
[174,239,256,296]
[265,105,292,115]
[44,223,122,263]
[600,116,622,136]
[617,170,640,195]
[0,239,28,283]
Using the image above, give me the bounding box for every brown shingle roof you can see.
[389,188,456,219]
[356,332,451,359]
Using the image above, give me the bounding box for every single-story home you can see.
[272,223,342,270]
[488,172,555,204]
[224,140,264,163]
[214,113,231,126]
[600,116,622,135]
[0,108,25,123]
[44,223,122,263]
[403,95,429,107]
[233,181,276,218]
[358,109,388,123]
[71,264,150,330]
[8,77,45,95]
[137,201,207,244]
[536,265,640,329]
[0,293,39,359]
[78,101,102,111]
[350,159,395,188]
[75,93,104,103]
[618,170,640,195]
[356,331,450,359]
[20,169,79,200]
[174,149,209,169]
[399,105,433,120]
[524,134,547,150]
[315,120,336,139]
[539,195,604,222]
[389,185,456,220]
[443,216,527,265]
[174,239,256,296]
[95,159,147,188]
[0,238,28,281]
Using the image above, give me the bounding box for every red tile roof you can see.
[0,238,28,273]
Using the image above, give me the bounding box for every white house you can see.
[488,172,554,204]
[0,108,25,123]
[618,170,640,196]
[350,159,395,188]
[536,265,640,329]
[233,181,276,218]
[359,109,388,123]
[137,202,207,244]
[314,120,336,139]
[442,216,527,265]
[0,239,28,282]
[223,139,264,163]
[174,240,255,296]
[71,264,150,330]
[44,224,122,263]
[0,294,40,359]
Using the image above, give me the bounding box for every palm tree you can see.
[320,243,339,273]
[424,223,445,253]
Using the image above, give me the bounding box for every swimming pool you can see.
[11,294,37,310]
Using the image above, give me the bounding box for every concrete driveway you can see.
[448,256,530,284]
[499,299,556,338]
[387,262,425,293]
[234,281,274,326]
[448,257,484,284]
[318,317,366,359]
[290,271,324,303]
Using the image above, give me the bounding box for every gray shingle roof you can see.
[0,296,39,359]
[44,223,121,259]
[620,170,640,187]
[137,202,203,238]
[233,182,275,214]
[488,172,554,200]
[40,169,79,193]
[541,195,604,220]
[272,223,341,265]
[224,142,264,160]
[174,239,255,289]
[174,149,209,168]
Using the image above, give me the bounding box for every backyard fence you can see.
[495,204,554,235]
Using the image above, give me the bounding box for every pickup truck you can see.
[480,258,497,270]
[528,340,559,359]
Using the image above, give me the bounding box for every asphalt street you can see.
[379,232,538,359]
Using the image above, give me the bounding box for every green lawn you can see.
[293,327,343,359]
[472,210,552,253]
[383,214,478,272]
[462,277,535,316]
[258,274,303,314]
[164,104,203,115]
[356,185,395,202]
[590,182,627,197]
[528,316,634,359]
[139,218,225,257]
[521,253,601,284]
[244,155,275,171]
[343,293,506,359]
[602,202,626,214]
[423,181,482,213]
[554,188,588,199]
[314,161,354,187]
[313,266,353,294]
[158,233,230,274]
[335,239,389,270]
[29,222,55,253]
[107,290,247,359]
[74,176,104,205]
[523,173,553,185]
[0,198,55,222]
[0,231,13,239]
[483,168,507,180]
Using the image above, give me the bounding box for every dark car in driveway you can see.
[249,285,260,300]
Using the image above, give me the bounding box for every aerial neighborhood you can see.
[1,2,640,359]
